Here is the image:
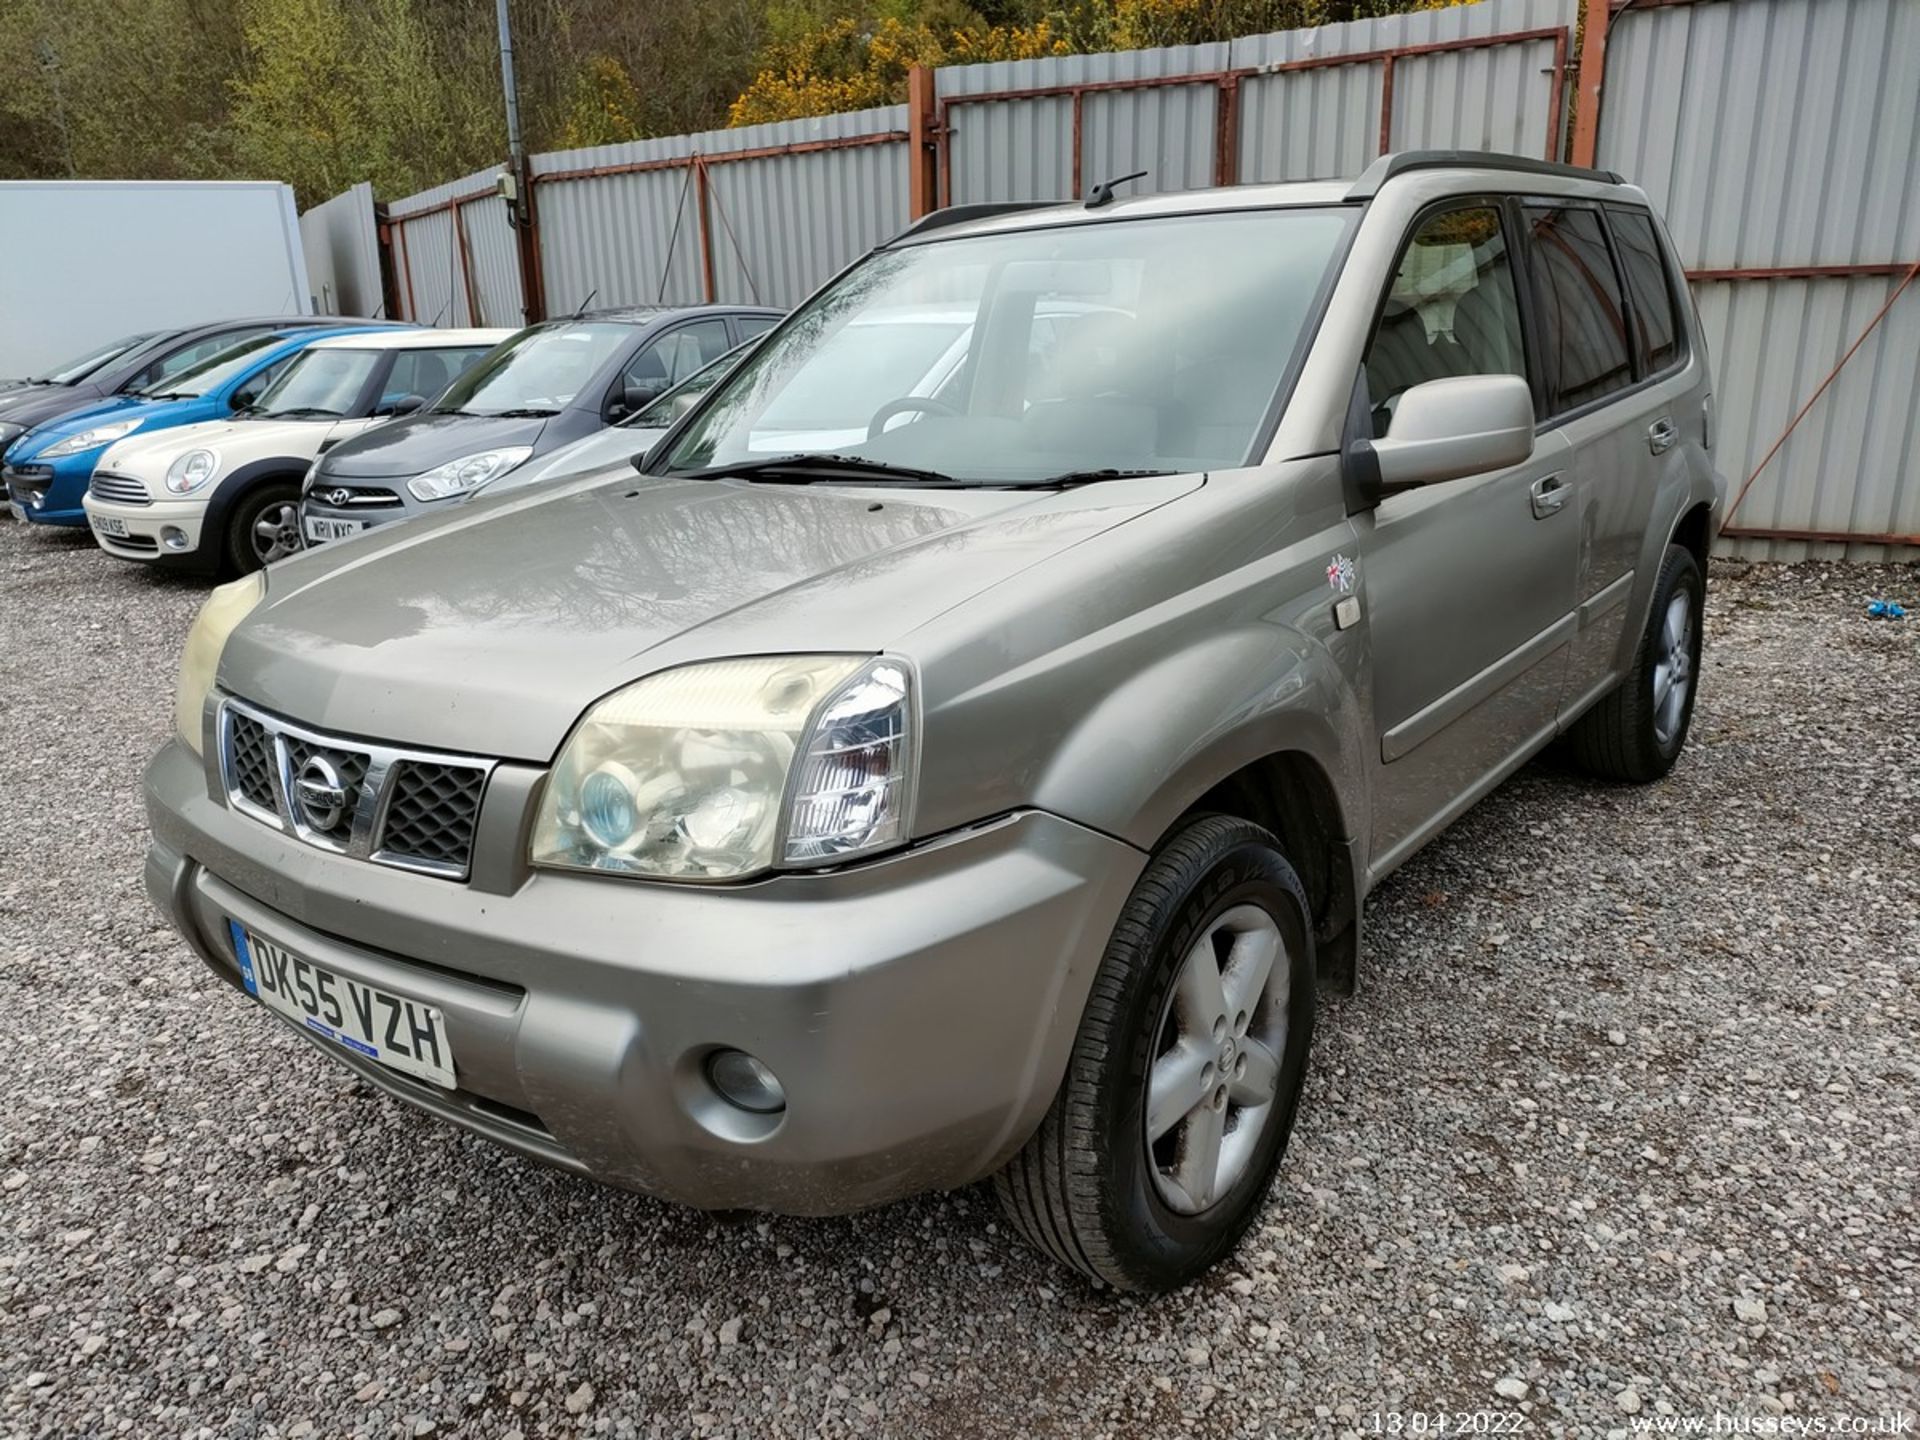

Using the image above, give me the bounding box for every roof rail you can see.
[1346,150,1626,201]
[887,201,1056,244]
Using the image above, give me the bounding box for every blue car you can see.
[4,324,401,526]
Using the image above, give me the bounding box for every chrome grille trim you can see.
[215,696,494,881]
[89,470,152,506]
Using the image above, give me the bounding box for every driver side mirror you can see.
[376,394,425,418]
[1360,374,1535,499]
[610,379,667,420]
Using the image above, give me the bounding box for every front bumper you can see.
[3,461,87,525]
[144,738,1143,1213]
[81,492,214,565]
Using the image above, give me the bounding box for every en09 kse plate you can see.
[227,920,456,1088]
[90,513,129,538]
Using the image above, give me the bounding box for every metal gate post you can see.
[907,65,939,218]
[1569,0,1612,167]
[694,156,718,302]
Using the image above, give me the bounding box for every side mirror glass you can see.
[1368,374,1535,495]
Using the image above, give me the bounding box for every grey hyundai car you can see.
[295,305,779,545]
[147,152,1722,1291]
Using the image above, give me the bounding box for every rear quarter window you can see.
[1607,208,1684,375]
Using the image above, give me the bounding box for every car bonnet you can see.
[219,469,1202,761]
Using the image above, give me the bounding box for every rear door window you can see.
[1522,205,1635,415]
[1606,208,1684,376]
[1365,205,1530,438]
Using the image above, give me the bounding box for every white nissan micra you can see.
[82,328,510,576]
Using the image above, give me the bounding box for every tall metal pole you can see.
[494,0,545,321]
[495,0,525,177]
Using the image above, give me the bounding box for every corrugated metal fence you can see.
[1592,0,1920,559]
[314,0,1918,557]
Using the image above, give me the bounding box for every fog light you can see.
[707,1049,786,1114]
[161,526,190,551]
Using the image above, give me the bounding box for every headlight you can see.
[407,447,533,502]
[0,422,23,446]
[174,572,267,755]
[300,457,322,494]
[531,655,916,882]
[42,418,142,458]
[164,448,220,495]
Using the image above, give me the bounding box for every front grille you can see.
[89,471,151,506]
[228,711,279,812]
[308,484,403,508]
[3,466,52,503]
[217,699,493,880]
[378,762,486,869]
[99,531,159,553]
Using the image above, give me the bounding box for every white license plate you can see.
[303,515,368,543]
[7,501,26,522]
[90,513,129,538]
[228,921,456,1089]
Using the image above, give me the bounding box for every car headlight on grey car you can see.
[164,448,220,495]
[173,571,267,755]
[407,446,533,502]
[531,655,916,882]
[42,418,142,457]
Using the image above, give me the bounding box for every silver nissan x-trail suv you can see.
[147,152,1722,1291]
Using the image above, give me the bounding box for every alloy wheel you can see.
[1651,591,1695,747]
[252,501,303,566]
[1145,903,1292,1214]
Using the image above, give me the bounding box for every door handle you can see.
[1648,417,1678,455]
[1529,473,1569,520]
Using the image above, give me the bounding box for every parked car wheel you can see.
[227,482,303,575]
[1565,543,1705,782]
[994,814,1316,1291]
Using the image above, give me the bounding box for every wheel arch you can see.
[1024,623,1371,993]
[1169,748,1364,994]
[203,456,310,556]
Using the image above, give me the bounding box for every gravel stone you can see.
[2,533,1917,1436]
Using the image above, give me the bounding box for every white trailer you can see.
[0,179,312,380]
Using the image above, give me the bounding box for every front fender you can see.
[1030,622,1369,856]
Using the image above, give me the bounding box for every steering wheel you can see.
[866,395,958,441]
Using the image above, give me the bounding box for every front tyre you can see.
[994,815,1315,1291]
[1564,543,1705,782]
[225,481,303,576]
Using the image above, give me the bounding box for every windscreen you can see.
[139,335,283,398]
[253,347,381,417]
[434,322,630,417]
[662,207,1354,484]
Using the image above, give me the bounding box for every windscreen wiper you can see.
[677,452,963,485]
[486,407,561,418]
[266,407,345,419]
[1033,467,1179,486]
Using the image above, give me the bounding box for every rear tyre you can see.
[1564,543,1704,782]
[225,481,302,576]
[994,815,1316,1292]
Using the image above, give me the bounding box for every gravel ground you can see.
[1,521,1916,1440]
